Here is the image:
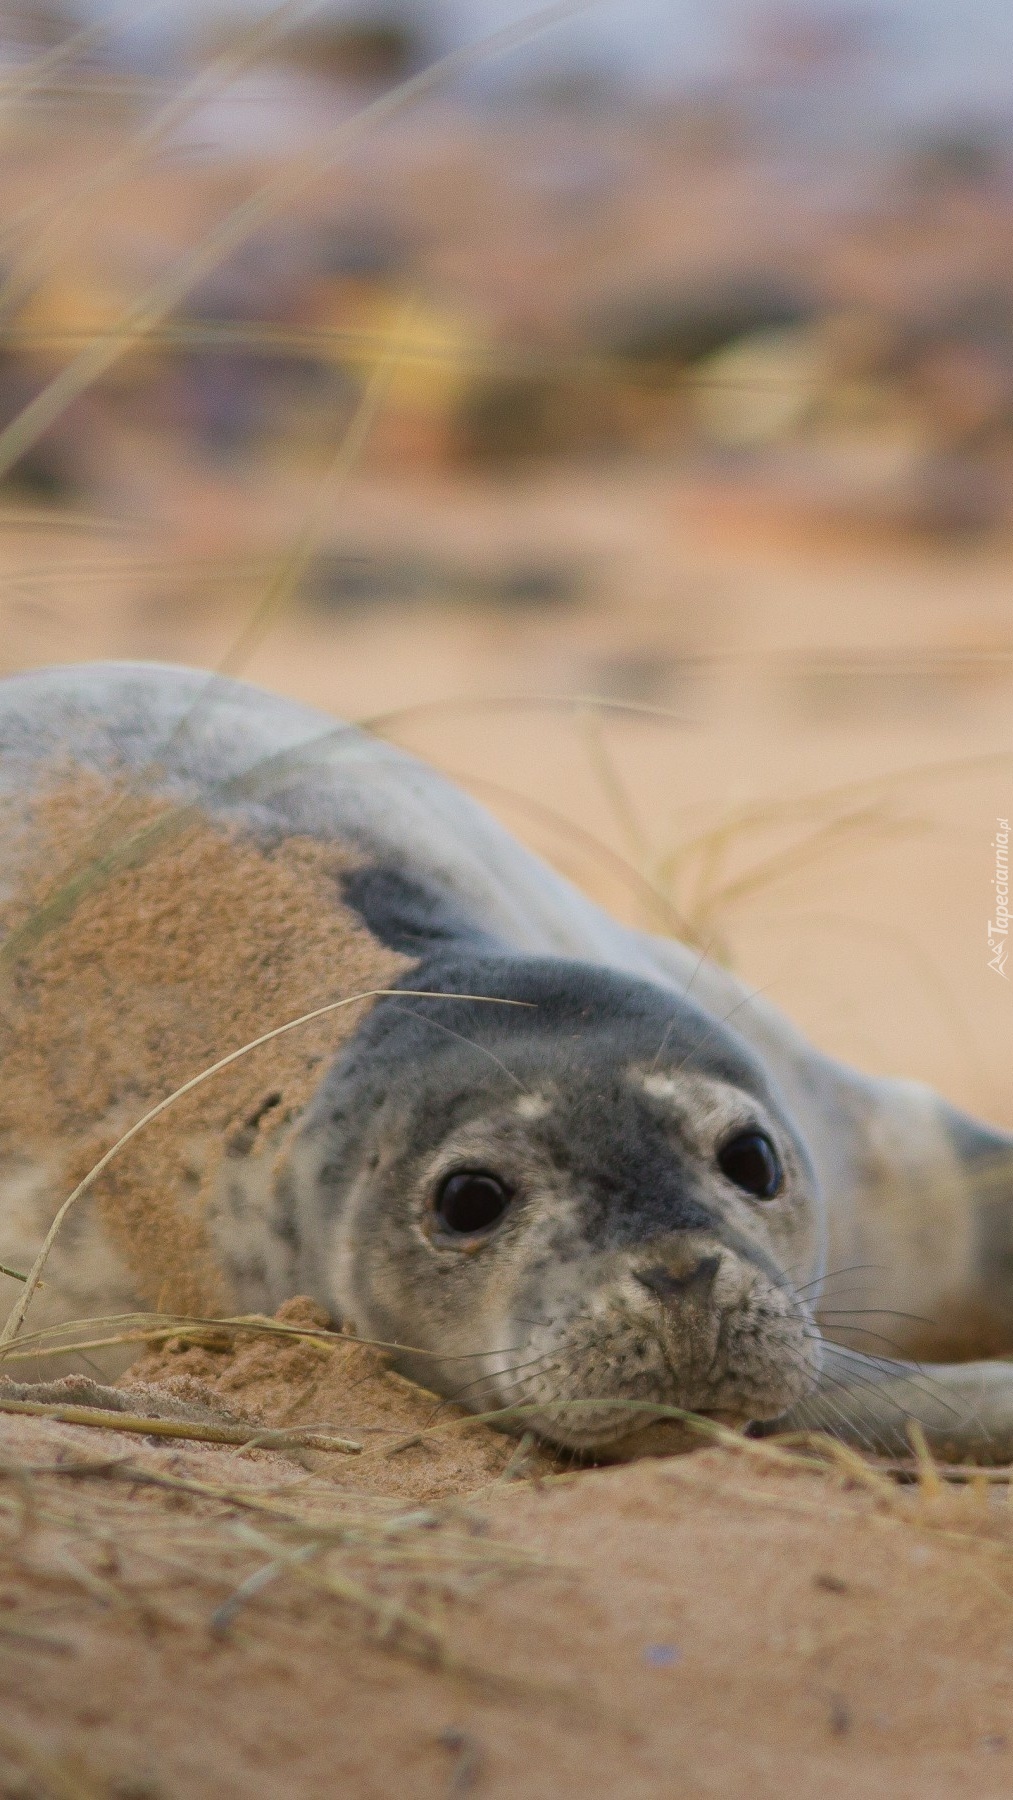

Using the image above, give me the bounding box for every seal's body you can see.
[2,662,1013,1458]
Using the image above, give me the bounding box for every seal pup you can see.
[1,661,1013,1460]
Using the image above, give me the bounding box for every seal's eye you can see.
[435,1170,512,1236]
[717,1130,782,1199]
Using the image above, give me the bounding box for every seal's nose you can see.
[634,1255,721,1303]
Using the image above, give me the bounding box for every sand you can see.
[126,1295,560,1503]
[2,1298,1013,1798]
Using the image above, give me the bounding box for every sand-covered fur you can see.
[0,771,405,1323]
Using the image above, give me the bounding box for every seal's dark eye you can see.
[435,1171,512,1236]
[717,1130,782,1199]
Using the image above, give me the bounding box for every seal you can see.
[2,661,1013,1460]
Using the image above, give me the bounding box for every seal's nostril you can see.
[635,1256,721,1301]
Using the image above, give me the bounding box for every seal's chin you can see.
[491,1374,814,1455]
[587,1411,743,1464]
[502,1398,777,1460]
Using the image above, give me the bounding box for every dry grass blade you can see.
[0,989,528,1347]
[882,1463,1013,1485]
[361,690,694,736]
[208,1523,565,1700]
[209,1542,313,1637]
[659,749,1013,895]
[680,807,930,937]
[0,1306,521,1367]
[448,767,698,941]
[372,1396,827,1470]
[0,1311,364,1365]
[0,318,615,373]
[0,506,137,535]
[0,1397,362,1453]
[288,1553,446,1663]
[0,550,274,592]
[577,707,650,866]
[744,906,988,1093]
[33,1453,355,1520]
[907,1420,945,1500]
[767,1431,900,1499]
[120,298,414,829]
[651,749,1013,952]
[27,1456,548,1567]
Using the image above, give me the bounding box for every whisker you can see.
[790,1263,887,1297]
[781,1368,901,1455]
[811,1389,896,1457]
[648,939,717,1075]
[441,1349,557,1409]
[818,1307,939,1328]
[805,1321,928,1359]
[820,1347,965,1423]
[668,981,778,1080]
[648,1015,676,1078]
[802,1287,892,1304]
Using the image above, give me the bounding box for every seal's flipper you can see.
[773,1344,1013,1463]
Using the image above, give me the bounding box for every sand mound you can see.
[3,1311,1013,1800]
[125,1295,560,1501]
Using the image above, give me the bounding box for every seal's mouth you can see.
[489,1395,774,1455]
[488,1260,822,1451]
[489,1379,816,1453]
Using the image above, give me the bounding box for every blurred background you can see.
[1,0,1013,1120]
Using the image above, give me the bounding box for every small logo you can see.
[988,817,1010,979]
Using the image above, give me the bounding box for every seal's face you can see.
[299,959,824,1453]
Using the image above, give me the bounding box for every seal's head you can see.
[290,957,824,1454]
